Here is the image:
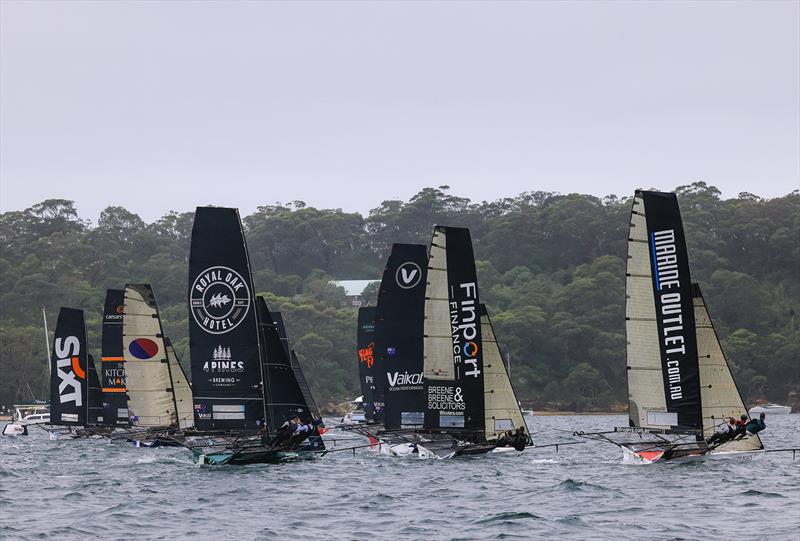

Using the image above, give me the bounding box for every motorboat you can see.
[748,403,792,415]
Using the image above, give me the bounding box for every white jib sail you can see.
[167,343,195,430]
[695,288,763,452]
[481,309,527,439]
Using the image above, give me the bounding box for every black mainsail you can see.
[274,311,323,425]
[256,297,321,441]
[188,207,265,431]
[423,227,485,436]
[87,355,104,425]
[356,306,378,422]
[374,243,428,430]
[101,289,128,425]
[49,308,90,426]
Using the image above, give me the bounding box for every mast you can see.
[422,226,485,438]
[188,207,266,431]
[625,190,702,432]
[42,306,51,375]
[374,243,428,430]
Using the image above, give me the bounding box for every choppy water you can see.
[2,414,798,541]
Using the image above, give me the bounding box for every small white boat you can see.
[2,403,50,436]
[748,403,792,415]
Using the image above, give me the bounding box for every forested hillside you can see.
[1,182,797,412]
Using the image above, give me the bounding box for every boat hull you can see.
[622,445,764,464]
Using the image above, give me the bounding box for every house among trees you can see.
[329,280,379,307]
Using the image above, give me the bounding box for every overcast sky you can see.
[1,1,798,223]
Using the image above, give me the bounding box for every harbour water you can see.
[2,414,798,540]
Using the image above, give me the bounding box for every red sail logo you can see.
[358,342,375,368]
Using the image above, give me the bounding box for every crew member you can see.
[270,415,301,448]
[707,417,736,445]
[745,412,766,436]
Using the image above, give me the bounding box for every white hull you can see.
[748,404,792,415]
[2,423,28,436]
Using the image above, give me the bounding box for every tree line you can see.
[1,182,797,412]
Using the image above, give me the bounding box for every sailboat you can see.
[45,307,108,439]
[185,207,325,464]
[122,283,194,446]
[365,232,530,458]
[577,190,764,463]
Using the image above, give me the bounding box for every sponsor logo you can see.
[55,335,83,406]
[190,266,251,334]
[104,305,125,321]
[387,371,423,387]
[428,385,466,412]
[129,338,159,360]
[358,342,374,368]
[650,229,686,401]
[103,367,126,387]
[450,282,481,378]
[395,261,422,289]
[194,403,211,420]
[203,345,245,373]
